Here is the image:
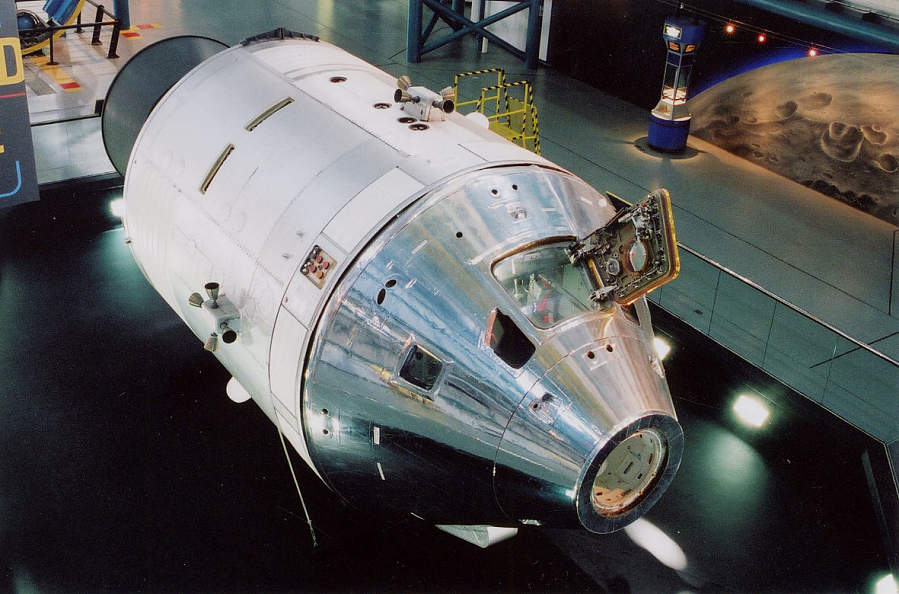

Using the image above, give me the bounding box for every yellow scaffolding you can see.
[452,68,507,113]
[478,80,540,155]
[453,68,540,155]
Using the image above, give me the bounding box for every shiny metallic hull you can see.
[103,29,683,537]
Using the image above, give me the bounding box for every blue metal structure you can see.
[407,0,543,69]
[114,0,130,30]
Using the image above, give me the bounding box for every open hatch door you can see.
[568,189,679,308]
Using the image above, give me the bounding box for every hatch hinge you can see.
[568,189,679,308]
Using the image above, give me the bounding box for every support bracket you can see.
[407,0,542,69]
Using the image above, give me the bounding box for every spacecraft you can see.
[102,29,683,547]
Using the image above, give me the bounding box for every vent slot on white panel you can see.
[200,143,235,194]
[246,97,295,131]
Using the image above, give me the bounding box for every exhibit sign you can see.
[0,0,38,207]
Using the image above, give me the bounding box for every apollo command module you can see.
[101,28,684,547]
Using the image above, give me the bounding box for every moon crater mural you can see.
[689,54,899,226]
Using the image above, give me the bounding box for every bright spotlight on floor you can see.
[623,518,688,571]
[876,574,898,594]
[110,199,125,218]
[653,337,671,360]
[733,394,770,428]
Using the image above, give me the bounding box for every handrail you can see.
[676,242,899,368]
[606,190,899,369]
[19,0,120,64]
[31,113,100,126]
[453,68,506,111]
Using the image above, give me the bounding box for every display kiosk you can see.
[647,17,706,152]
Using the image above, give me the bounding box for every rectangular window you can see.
[492,241,594,329]
[399,345,443,391]
[485,309,535,369]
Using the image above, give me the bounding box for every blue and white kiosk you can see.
[647,17,706,152]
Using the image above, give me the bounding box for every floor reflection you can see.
[0,180,893,591]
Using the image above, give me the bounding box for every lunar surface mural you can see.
[689,53,899,226]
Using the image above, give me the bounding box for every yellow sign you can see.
[0,37,25,85]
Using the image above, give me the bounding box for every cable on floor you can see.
[277,426,318,547]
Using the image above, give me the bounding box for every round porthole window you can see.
[625,240,650,273]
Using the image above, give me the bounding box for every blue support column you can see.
[524,0,541,70]
[113,0,130,29]
[408,0,423,63]
[407,0,542,68]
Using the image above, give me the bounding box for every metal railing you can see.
[649,243,899,444]
[453,68,506,113]
[18,0,121,65]
[77,0,122,58]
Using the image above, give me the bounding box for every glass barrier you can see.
[649,246,899,444]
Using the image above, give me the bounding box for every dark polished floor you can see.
[0,180,894,592]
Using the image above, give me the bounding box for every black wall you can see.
[547,0,886,110]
